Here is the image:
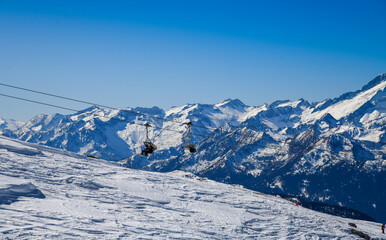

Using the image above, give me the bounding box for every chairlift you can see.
[141,123,157,156]
[182,122,196,153]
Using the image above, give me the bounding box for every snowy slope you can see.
[0,135,384,239]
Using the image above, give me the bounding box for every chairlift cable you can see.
[0,82,258,138]
[0,93,179,134]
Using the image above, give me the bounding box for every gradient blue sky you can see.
[0,0,385,121]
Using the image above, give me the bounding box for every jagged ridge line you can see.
[0,93,282,149]
[0,92,380,162]
[0,82,301,141]
[0,82,245,134]
[208,128,381,162]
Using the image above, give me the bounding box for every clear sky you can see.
[0,0,385,121]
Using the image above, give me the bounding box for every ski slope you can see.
[0,135,384,239]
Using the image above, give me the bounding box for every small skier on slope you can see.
[382,223,385,234]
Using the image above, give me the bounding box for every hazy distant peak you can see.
[215,98,247,109]
[79,105,101,113]
[132,106,165,116]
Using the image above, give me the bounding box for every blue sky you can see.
[0,0,385,121]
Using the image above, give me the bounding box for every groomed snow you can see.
[0,136,384,239]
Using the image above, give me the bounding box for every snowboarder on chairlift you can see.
[382,223,385,234]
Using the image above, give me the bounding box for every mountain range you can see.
[1,73,385,223]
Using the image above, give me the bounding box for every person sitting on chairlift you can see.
[142,145,149,156]
[142,143,155,156]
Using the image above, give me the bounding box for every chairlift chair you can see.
[182,122,196,153]
[141,123,157,156]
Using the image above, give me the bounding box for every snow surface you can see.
[0,136,384,239]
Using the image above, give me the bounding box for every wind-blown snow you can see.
[277,100,302,108]
[239,104,268,122]
[301,80,386,123]
[0,136,384,239]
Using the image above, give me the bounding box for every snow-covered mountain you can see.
[0,117,23,137]
[0,135,384,239]
[1,73,386,223]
